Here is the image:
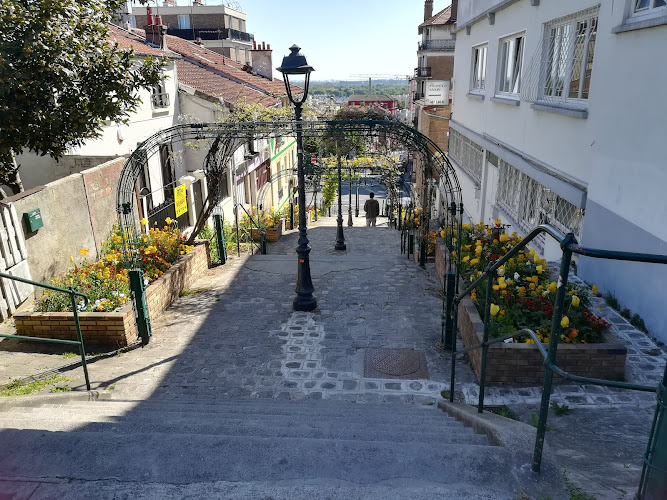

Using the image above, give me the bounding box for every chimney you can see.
[250,41,273,81]
[145,22,167,50]
[450,0,458,22]
[146,5,153,25]
[424,0,433,21]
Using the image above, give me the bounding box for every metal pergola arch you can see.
[116,119,462,265]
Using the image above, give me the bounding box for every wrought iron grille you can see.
[497,159,584,248]
[448,129,484,184]
[521,6,599,107]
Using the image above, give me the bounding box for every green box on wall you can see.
[23,208,43,232]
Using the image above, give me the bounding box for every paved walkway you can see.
[0,216,664,498]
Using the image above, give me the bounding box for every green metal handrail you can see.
[445,223,667,487]
[0,272,90,391]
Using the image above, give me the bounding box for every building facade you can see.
[347,94,399,116]
[128,2,253,65]
[449,0,667,341]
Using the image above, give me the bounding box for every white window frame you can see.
[632,0,667,20]
[177,15,190,30]
[127,15,136,28]
[540,8,598,107]
[496,32,525,98]
[470,43,488,93]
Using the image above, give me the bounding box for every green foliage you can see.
[487,405,518,420]
[550,401,573,416]
[604,292,621,310]
[62,352,78,359]
[530,413,559,431]
[0,0,164,181]
[50,385,72,393]
[0,375,70,397]
[604,292,649,333]
[309,80,410,99]
[563,470,597,500]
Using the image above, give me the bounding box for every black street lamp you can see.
[335,150,346,250]
[277,45,317,311]
[347,164,353,227]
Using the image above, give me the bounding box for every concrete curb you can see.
[438,401,569,499]
[0,390,112,411]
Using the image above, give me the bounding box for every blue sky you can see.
[173,0,452,81]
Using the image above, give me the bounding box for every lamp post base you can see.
[335,242,346,251]
[293,294,317,311]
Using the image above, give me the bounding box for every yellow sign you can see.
[174,185,188,218]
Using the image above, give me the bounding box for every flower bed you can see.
[14,225,210,347]
[435,225,626,383]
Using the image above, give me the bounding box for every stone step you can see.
[0,429,514,492]
[0,416,488,445]
[27,399,455,425]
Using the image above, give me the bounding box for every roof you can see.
[348,94,397,102]
[419,5,454,28]
[108,25,177,58]
[162,34,297,99]
[176,59,278,107]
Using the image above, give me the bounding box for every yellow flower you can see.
[497,266,505,276]
[571,295,580,307]
[440,230,446,239]
[141,218,148,226]
[69,278,73,285]
[525,338,535,344]
[494,219,501,226]
[165,217,173,225]
[561,316,570,328]
[536,265,543,274]
[490,304,500,316]
[493,285,500,291]
[475,245,482,255]
[499,234,510,243]
[498,277,505,286]
[69,256,74,262]
[547,282,557,293]
[79,248,89,256]
[462,256,470,263]
[533,254,540,264]
[591,285,598,296]
[470,258,479,265]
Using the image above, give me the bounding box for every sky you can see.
[172,0,452,81]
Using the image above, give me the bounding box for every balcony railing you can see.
[414,66,431,78]
[152,92,170,109]
[418,39,456,51]
[166,27,254,43]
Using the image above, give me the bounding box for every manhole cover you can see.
[364,349,429,380]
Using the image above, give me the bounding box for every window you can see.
[496,159,584,241]
[497,33,524,95]
[542,8,598,104]
[471,44,488,92]
[177,15,190,29]
[448,129,484,184]
[127,15,136,28]
[151,83,170,109]
[633,0,667,18]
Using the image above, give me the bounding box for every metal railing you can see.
[415,66,432,78]
[0,273,90,391]
[444,223,667,495]
[418,39,456,51]
[234,204,267,256]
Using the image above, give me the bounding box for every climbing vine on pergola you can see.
[116,119,462,267]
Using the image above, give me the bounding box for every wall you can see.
[451,0,667,341]
[8,158,126,286]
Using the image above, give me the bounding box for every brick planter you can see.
[251,221,283,242]
[14,241,211,348]
[434,238,626,384]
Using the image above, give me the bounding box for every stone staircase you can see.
[0,396,528,499]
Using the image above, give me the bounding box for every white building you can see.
[449,0,667,340]
[17,25,181,211]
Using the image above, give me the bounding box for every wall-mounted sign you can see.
[174,185,188,218]
[424,80,450,106]
[23,208,43,232]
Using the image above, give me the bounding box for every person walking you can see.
[364,192,380,227]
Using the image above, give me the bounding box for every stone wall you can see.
[435,238,627,384]
[14,241,210,347]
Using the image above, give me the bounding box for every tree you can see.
[0,0,163,195]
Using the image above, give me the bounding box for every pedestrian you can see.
[364,192,380,227]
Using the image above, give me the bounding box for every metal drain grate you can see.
[363,348,429,380]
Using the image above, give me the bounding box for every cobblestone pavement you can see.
[0,216,664,498]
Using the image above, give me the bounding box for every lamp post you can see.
[347,164,353,227]
[277,45,317,311]
[334,143,346,250]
